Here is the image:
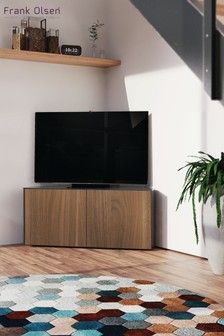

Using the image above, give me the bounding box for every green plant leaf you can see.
[192,188,199,244]
[215,171,222,228]
[177,151,224,243]
[198,151,216,161]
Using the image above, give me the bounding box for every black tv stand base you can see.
[70,184,113,189]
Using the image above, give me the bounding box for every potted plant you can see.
[89,20,104,57]
[177,152,224,275]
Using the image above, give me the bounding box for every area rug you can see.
[0,274,224,336]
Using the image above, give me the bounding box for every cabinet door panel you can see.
[25,189,86,247]
[87,190,151,249]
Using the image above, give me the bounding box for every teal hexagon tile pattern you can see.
[0,274,223,335]
[218,317,224,325]
[53,310,78,318]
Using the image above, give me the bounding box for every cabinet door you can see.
[87,190,151,249]
[25,189,86,247]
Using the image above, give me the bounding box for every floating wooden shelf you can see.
[0,48,121,68]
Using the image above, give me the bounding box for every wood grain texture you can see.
[0,48,121,68]
[24,189,86,247]
[217,3,224,16]
[87,190,151,249]
[0,246,223,306]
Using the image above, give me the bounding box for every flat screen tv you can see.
[35,112,148,185]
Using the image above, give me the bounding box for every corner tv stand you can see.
[24,186,152,250]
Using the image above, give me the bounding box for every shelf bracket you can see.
[203,0,221,100]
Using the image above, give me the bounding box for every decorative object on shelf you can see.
[88,19,104,57]
[20,19,28,50]
[177,151,224,274]
[61,45,82,56]
[12,26,21,50]
[25,18,47,52]
[0,274,224,335]
[46,29,59,54]
[12,20,29,51]
[11,18,61,54]
[99,49,106,58]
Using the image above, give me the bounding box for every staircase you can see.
[190,1,224,15]
[190,0,224,31]
[130,0,224,102]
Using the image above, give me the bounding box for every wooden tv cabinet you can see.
[24,187,152,249]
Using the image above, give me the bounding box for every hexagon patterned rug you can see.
[0,274,224,336]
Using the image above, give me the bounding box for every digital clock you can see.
[61,45,82,56]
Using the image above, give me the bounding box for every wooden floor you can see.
[0,246,223,306]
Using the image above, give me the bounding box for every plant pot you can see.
[203,196,224,275]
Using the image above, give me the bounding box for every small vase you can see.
[91,43,97,57]
[99,49,105,59]
[203,196,224,275]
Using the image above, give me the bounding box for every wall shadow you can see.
[153,191,168,248]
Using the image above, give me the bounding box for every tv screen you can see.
[35,112,148,185]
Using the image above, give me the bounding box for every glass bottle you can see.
[20,19,28,50]
[91,42,97,57]
[12,27,21,50]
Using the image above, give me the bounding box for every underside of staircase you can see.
[130,0,224,103]
[191,0,224,30]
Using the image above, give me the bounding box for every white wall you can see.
[0,0,107,245]
[1,0,223,254]
[105,0,224,257]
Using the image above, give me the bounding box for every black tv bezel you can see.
[34,111,149,187]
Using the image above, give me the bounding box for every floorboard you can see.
[0,246,223,305]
